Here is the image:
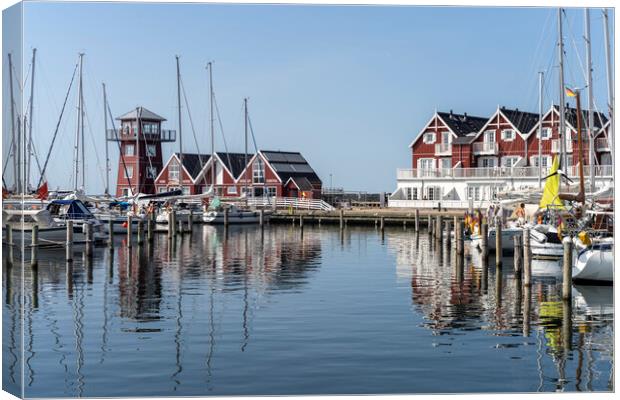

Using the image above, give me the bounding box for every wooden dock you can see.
[269,208,463,226]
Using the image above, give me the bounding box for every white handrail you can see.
[246,196,335,211]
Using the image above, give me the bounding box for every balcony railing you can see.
[472,141,498,155]
[434,143,452,155]
[396,164,613,180]
[551,138,573,153]
[595,137,610,151]
[107,128,176,143]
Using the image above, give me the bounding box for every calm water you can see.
[2,225,614,397]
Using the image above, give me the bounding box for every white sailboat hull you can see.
[202,210,263,224]
[470,227,522,251]
[572,245,613,282]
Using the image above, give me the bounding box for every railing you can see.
[246,196,335,211]
[551,138,573,153]
[595,137,610,151]
[472,141,498,154]
[106,128,176,142]
[396,164,613,180]
[388,199,491,209]
[434,143,452,155]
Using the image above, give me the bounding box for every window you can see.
[158,187,167,193]
[182,187,190,195]
[531,155,551,168]
[227,186,237,195]
[501,129,516,141]
[125,144,135,156]
[168,160,180,181]
[267,187,277,197]
[147,166,157,179]
[440,158,451,169]
[483,130,495,142]
[601,153,612,165]
[125,166,133,178]
[442,131,451,144]
[143,124,151,134]
[538,127,551,140]
[122,188,130,196]
[426,186,441,200]
[478,157,496,168]
[418,158,435,169]
[146,145,157,157]
[253,158,265,184]
[423,132,436,144]
[405,187,412,200]
[502,156,520,168]
[412,187,418,200]
[467,186,481,201]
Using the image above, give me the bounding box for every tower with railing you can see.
[107,107,176,197]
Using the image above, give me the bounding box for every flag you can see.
[565,87,577,98]
[35,181,49,200]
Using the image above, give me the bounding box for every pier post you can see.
[259,209,264,227]
[445,219,452,246]
[171,211,177,238]
[147,215,153,243]
[523,228,531,287]
[188,210,193,233]
[66,221,74,262]
[380,216,385,232]
[224,208,229,228]
[435,215,442,242]
[562,299,572,352]
[300,214,304,228]
[481,222,488,256]
[137,220,144,246]
[108,220,114,247]
[428,214,433,235]
[5,224,14,266]
[457,221,465,257]
[30,225,39,268]
[495,221,502,268]
[453,216,458,246]
[513,235,522,275]
[127,215,133,248]
[522,285,531,337]
[339,209,344,230]
[414,209,419,231]
[85,223,93,258]
[167,210,174,239]
[562,237,572,300]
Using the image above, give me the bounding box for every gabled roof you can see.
[174,153,210,181]
[117,107,166,121]
[553,105,608,131]
[436,111,488,137]
[215,152,248,180]
[285,177,314,191]
[499,107,540,134]
[260,150,321,185]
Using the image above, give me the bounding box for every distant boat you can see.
[203,203,265,225]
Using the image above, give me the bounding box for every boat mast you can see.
[538,71,544,188]
[103,83,109,196]
[80,53,85,189]
[135,107,141,195]
[244,98,248,199]
[208,62,215,190]
[176,55,183,193]
[584,8,595,193]
[26,48,36,192]
[8,53,18,192]
[557,8,567,172]
[602,9,614,169]
[560,89,586,204]
[73,53,84,191]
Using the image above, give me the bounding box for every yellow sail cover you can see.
[539,155,565,210]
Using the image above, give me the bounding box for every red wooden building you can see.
[110,107,176,197]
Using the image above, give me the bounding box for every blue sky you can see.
[2,2,615,193]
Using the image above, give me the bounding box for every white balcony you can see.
[595,137,611,152]
[396,165,612,181]
[472,141,498,155]
[551,138,573,153]
[434,143,452,156]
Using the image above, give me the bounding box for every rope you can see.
[37,61,79,188]
[213,92,234,174]
[105,93,134,197]
[179,75,206,179]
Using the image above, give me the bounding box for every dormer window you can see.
[423,132,436,144]
[537,127,551,140]
[501,129,516,141]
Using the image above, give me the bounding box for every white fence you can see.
[246,196,335,211]
[396,165,613,180]
[388,199,491,209]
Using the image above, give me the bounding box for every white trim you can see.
[285,177,300,190]
[234,152,283,185]
[408,112,455,148]
[472,107,528,142]
[153,153,198,185]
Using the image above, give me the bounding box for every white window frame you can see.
[440,158,452,170]
[478,156,497,168]
[253,158,265,184]
[168,160,180,181]
[266,187,277,197]
[538,127,551,140]
[125,166,133,178]
[441,131,451,144]
[418,158,436,170]
[483,130,496,143]
[158,187,167,193]
[501,129,516,141]
[423,132,436,144]
[227,186,238,195]
[182,187,190,195]
[146,144,157,157]
[502,156,519,168]
[146,166,157,179]
[467,186,482,201]
[125,144,135,156]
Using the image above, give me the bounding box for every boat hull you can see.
[202,211,264,224]
[470,227,522,251]
[572,246,613,282]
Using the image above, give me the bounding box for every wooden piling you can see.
[495,221,502,268]
[299,214,304,228]
[259,209,264,227]
[30,225,39,268]
[224,208,229,228]
[513,235,522,275]
[137,220,144,245]
[414,209,419,231]
[171,211,178,238]
[66,221,74,262]
[127,215,133,247]
[85,223,93,258]
[457,221,465,256]
[522,285,531,337]
[445,220,452,246]
[188,210,193,232]
[147,216,153,242]
[108,219,114,247]
[481,222,488,256]
[167,210,174,239]
[339,209,344,229]
[435,215,442,242]
[428,214,432,235]
[523,228,531,287]
[380,216,385,232]
[5,224,13,266]
[562,237,572,300]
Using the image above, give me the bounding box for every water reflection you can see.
[2,225,613,397]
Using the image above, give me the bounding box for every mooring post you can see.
[300,214,304,228]
[339,209,344,230]
[523,228,531,287]
[30,225,39,268]
[513,235,522,275]
[562,298,572,352]
[522,285,531,337]
[5,224,13,266]
[259,209,264,227]
[428,214,433,235]
[562,237,572,300]
[85,223,93,258]
[445,220,452,246]
[380,216,385,232]
[481,222,488,255]
[66,221,74,262]
[171,210,178,238]
[127,215,133,247]
[188,210,193,233]
[167,210,174,239]
[495,221,502,268]
[108,219,114,247]
[147,215,153,242]
[457,221,465,257]
[453,216,458,246]
[224,208,229,228]
[436,215,443,242]
[414,209,419,231]
[137,220,144,245]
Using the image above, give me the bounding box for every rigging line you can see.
[83,101,107,189]
[247,114,259,153]
[37,61,79,188]
[563,9,588,85]
[179,75,206,167]
[106,95,134,196]
[212,92,233,172]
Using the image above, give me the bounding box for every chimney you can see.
[463,112,467,119]
[501,105,505,110]
[515,107,519,112]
